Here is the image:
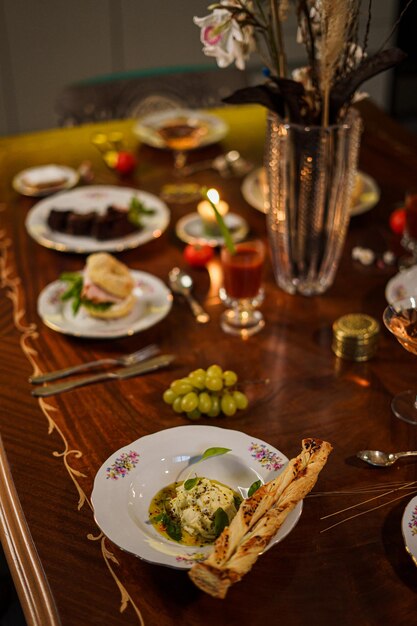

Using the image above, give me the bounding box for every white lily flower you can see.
[194,9,255,70]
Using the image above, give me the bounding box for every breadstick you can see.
[189,438,332,598]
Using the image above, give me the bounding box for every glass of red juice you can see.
[220,240,265,337]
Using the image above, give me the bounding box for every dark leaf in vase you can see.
[223,79,307,123]
[330,47,407,121]
[272,77,308,124]
[223,85,286,117]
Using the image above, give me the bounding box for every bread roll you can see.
[86,252,134,299]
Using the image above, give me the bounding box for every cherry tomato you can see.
[183,244,214,268]
[389,207,406,235]
[115,151,137,175]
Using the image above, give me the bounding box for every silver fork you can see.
[29,344,160,384]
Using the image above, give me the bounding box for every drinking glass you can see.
[400,191,417,269]
[219,240,265,337]
[383,296,417,424]
[138,111,211,203]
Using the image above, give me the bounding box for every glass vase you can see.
[265,110,362,296]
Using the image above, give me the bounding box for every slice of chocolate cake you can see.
[47,204,141,240]
[47,209,72,232]
[66,211,96,236]
[92,206,138,240]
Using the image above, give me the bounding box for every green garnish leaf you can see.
[59,272,112,316]
[214,507,229,537]
[200,447,231,462]
[201,187,236,255]
[182,447,231,482]
[184,477,199,491]
[233,495,242,510]
[60,272,83,314]
[152,512,182,542]
[128,196,155,227]
[248,479,262,498]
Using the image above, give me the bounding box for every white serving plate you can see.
[241,167,380,217]
[38,270,172,339]
[91,425,303,569]
[25,185,170,253]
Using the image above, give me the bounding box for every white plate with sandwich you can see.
[37,253,172,338]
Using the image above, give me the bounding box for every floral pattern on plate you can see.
[402,495,417,566]
[91,425,302,570]
[106,451,140,480]
[249,442,284,471]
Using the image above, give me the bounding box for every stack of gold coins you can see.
[332,313,380,361]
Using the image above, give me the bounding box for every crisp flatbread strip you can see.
[189,438,332,598]
[204,456,299,568]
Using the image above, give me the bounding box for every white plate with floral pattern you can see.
[241,167,380,217]
[25,185,170,253]
[38,270,172,339]
[402,495,417,566]
[91,425,302,570]
[385,266,417,304]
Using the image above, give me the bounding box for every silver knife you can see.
[31,354,175,398]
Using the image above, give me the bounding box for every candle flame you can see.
[207,188,219,204]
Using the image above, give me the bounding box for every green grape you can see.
[170,379,193,396]
[233,390,248,410]
[223,370,238,387]
[173,396,184,413]
[205,376,223,392]
[221,393,237,416]
[186,409,202,421]
[189,368,206,378]
[206,364,223,378]
[207,395,221,417]
[198,391,212,414]
[188,372,206,390]
[163,389,177,405]
[181,391,199,413]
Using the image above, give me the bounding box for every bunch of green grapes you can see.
[162,364,248,420]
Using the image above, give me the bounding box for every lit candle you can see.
[197,188,229,232]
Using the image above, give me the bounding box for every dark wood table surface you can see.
[1,101,417,626]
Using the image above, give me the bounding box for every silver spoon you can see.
[356,449,417,467]
[180,150,253,177]
[168,267,210,324]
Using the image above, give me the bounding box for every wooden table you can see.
[1,101,417,626]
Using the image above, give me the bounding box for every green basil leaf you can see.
[128,196,155,226]
[164,516,182,542]
[214,507,229,537]
[201,187,236,255]
[248,479,262,498]
[60,273,83,314]
[152,512,182,542]
[233,495,242,510]
[200,447,231,462]
[184,477,199,491]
